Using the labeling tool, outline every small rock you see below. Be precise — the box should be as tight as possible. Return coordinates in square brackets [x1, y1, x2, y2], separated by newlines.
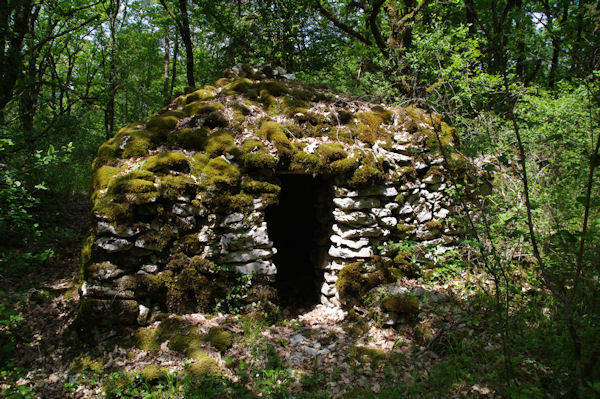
[333, 197, 380, 210]
[290, 334, 305, 345]
[234, 260, 277, 275]
[333, 209, 376, 227]
[328, 245, 372, 259]
[96, 237, 132, 253]
[330, 235, 369, 249]
[137, 304, 150, 325]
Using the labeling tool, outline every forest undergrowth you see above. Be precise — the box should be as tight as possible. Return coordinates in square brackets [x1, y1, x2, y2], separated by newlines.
[0, 191, 591, 398]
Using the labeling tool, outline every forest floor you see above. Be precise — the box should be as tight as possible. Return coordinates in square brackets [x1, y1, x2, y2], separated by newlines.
[0, 195, 529, 398]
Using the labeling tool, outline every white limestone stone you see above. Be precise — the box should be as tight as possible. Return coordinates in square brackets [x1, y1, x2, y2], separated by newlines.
[220, 223, 272, 251]
[387, 152, 412, 164]
[393, 132, 412, 144]
[423, 173, 443, 185]
[435, 208, 450, 219]
[85, 284, 134, 299]
[141, 264, 158, 273]
[332, 224, 388, 239]
[138, 304, 150, 325]
[220, 213, 244, 226]
[398, 203, 413, 214]
[321, 282, 336, 296]
[330, 235, 369, 249]
[219, 248, 275, 263]
[328, 245, 373, 259]
[324, 272, 338, 284]
[416, 205, 433, 223]
[371, 208, 392, 218]
[392, 143, 410, 152]
[333, 197, 380, 210]
[385, 202, 400, 211]
[414, 160, 428, 170]
[361, 186, 398, 197]
[235, 260, 277, 275]
[379, 216, 398, 228]
[89, 261, 124, 280]
[333, 209, 376, 226]
[197, 226, 213, 243]
[173, 202, 194, 216]
[96, 236, 132, 252]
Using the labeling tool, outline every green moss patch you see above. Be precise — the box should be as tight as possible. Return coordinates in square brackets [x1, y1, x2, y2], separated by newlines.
[241, 176, 280, 194]
[258, 80, 289, 97]
[190, 153, 210, 176]
[158, 175, 195, 201]
[183, 100, 207, 116]
[381, 295, 419, 314]
[219, 193, 254, 211]
[240, 139, 277, 169]
[328, 156, 359, 174]
[143, 152, 189, 173]
[139, 364, 169, 382]
[290, 150, 320, 174]
[348, 163, 383, 187]
[207, 327, 233, 352]
[336, 262, 393, 306]
[93, 139, 121, 169]
[347, 346, 387, 367]
[109, 171, 155, 195]
[120, 130, 164, 158]
[173, 233, 204, 255]
[91, 165, 124, 191]
[185, 89, 215, 103]
[167, 127, 208, 150]
[224, 78, 254, 94]
[70, 355, 104, 373]
[259, 89, 277, 112]
[258, 121, 292, 157]
[185, 350, 219, 377]
[204, 112, 228, 129]
[205, 129, 237, 157]
[147, 115, 179, 132]
[202, 157, 240, 188]
[283, 97, 309, 117]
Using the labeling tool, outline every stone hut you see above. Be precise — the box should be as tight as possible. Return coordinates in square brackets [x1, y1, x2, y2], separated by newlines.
[80, 65, 473, 326]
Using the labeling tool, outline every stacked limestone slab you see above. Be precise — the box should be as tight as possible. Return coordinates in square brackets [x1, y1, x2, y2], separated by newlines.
[80, 65, 477, 326]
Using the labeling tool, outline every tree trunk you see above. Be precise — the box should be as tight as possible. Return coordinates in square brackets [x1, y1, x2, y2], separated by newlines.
[0, 0, 33, 117]
[177, 0, 195, 88]
[170, 38, 179, 98]
[104, 0, 120, 141]
[162, 32, 170, 103]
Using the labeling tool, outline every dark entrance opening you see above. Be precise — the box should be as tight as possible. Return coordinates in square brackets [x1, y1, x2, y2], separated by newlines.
[265, 174, 333, 313]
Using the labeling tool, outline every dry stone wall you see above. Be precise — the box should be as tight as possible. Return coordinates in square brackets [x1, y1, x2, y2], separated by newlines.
[80, 65, 480, 327]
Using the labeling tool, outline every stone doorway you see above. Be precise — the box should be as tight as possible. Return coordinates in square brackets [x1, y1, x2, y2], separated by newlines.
[264, 174, 333, 311]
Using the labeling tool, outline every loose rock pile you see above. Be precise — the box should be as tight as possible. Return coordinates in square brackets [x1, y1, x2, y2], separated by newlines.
[80, 64, 483, 327]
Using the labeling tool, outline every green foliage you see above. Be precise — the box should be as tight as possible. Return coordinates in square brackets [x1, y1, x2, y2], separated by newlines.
[215, 272, 254, 314]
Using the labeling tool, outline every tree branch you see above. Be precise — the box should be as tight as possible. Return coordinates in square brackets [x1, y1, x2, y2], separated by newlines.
[315, 1, 371, 45]
[367, 0, 388, 57]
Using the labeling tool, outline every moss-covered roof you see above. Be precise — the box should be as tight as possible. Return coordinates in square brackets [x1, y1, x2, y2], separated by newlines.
[90, 69, 461, 221]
